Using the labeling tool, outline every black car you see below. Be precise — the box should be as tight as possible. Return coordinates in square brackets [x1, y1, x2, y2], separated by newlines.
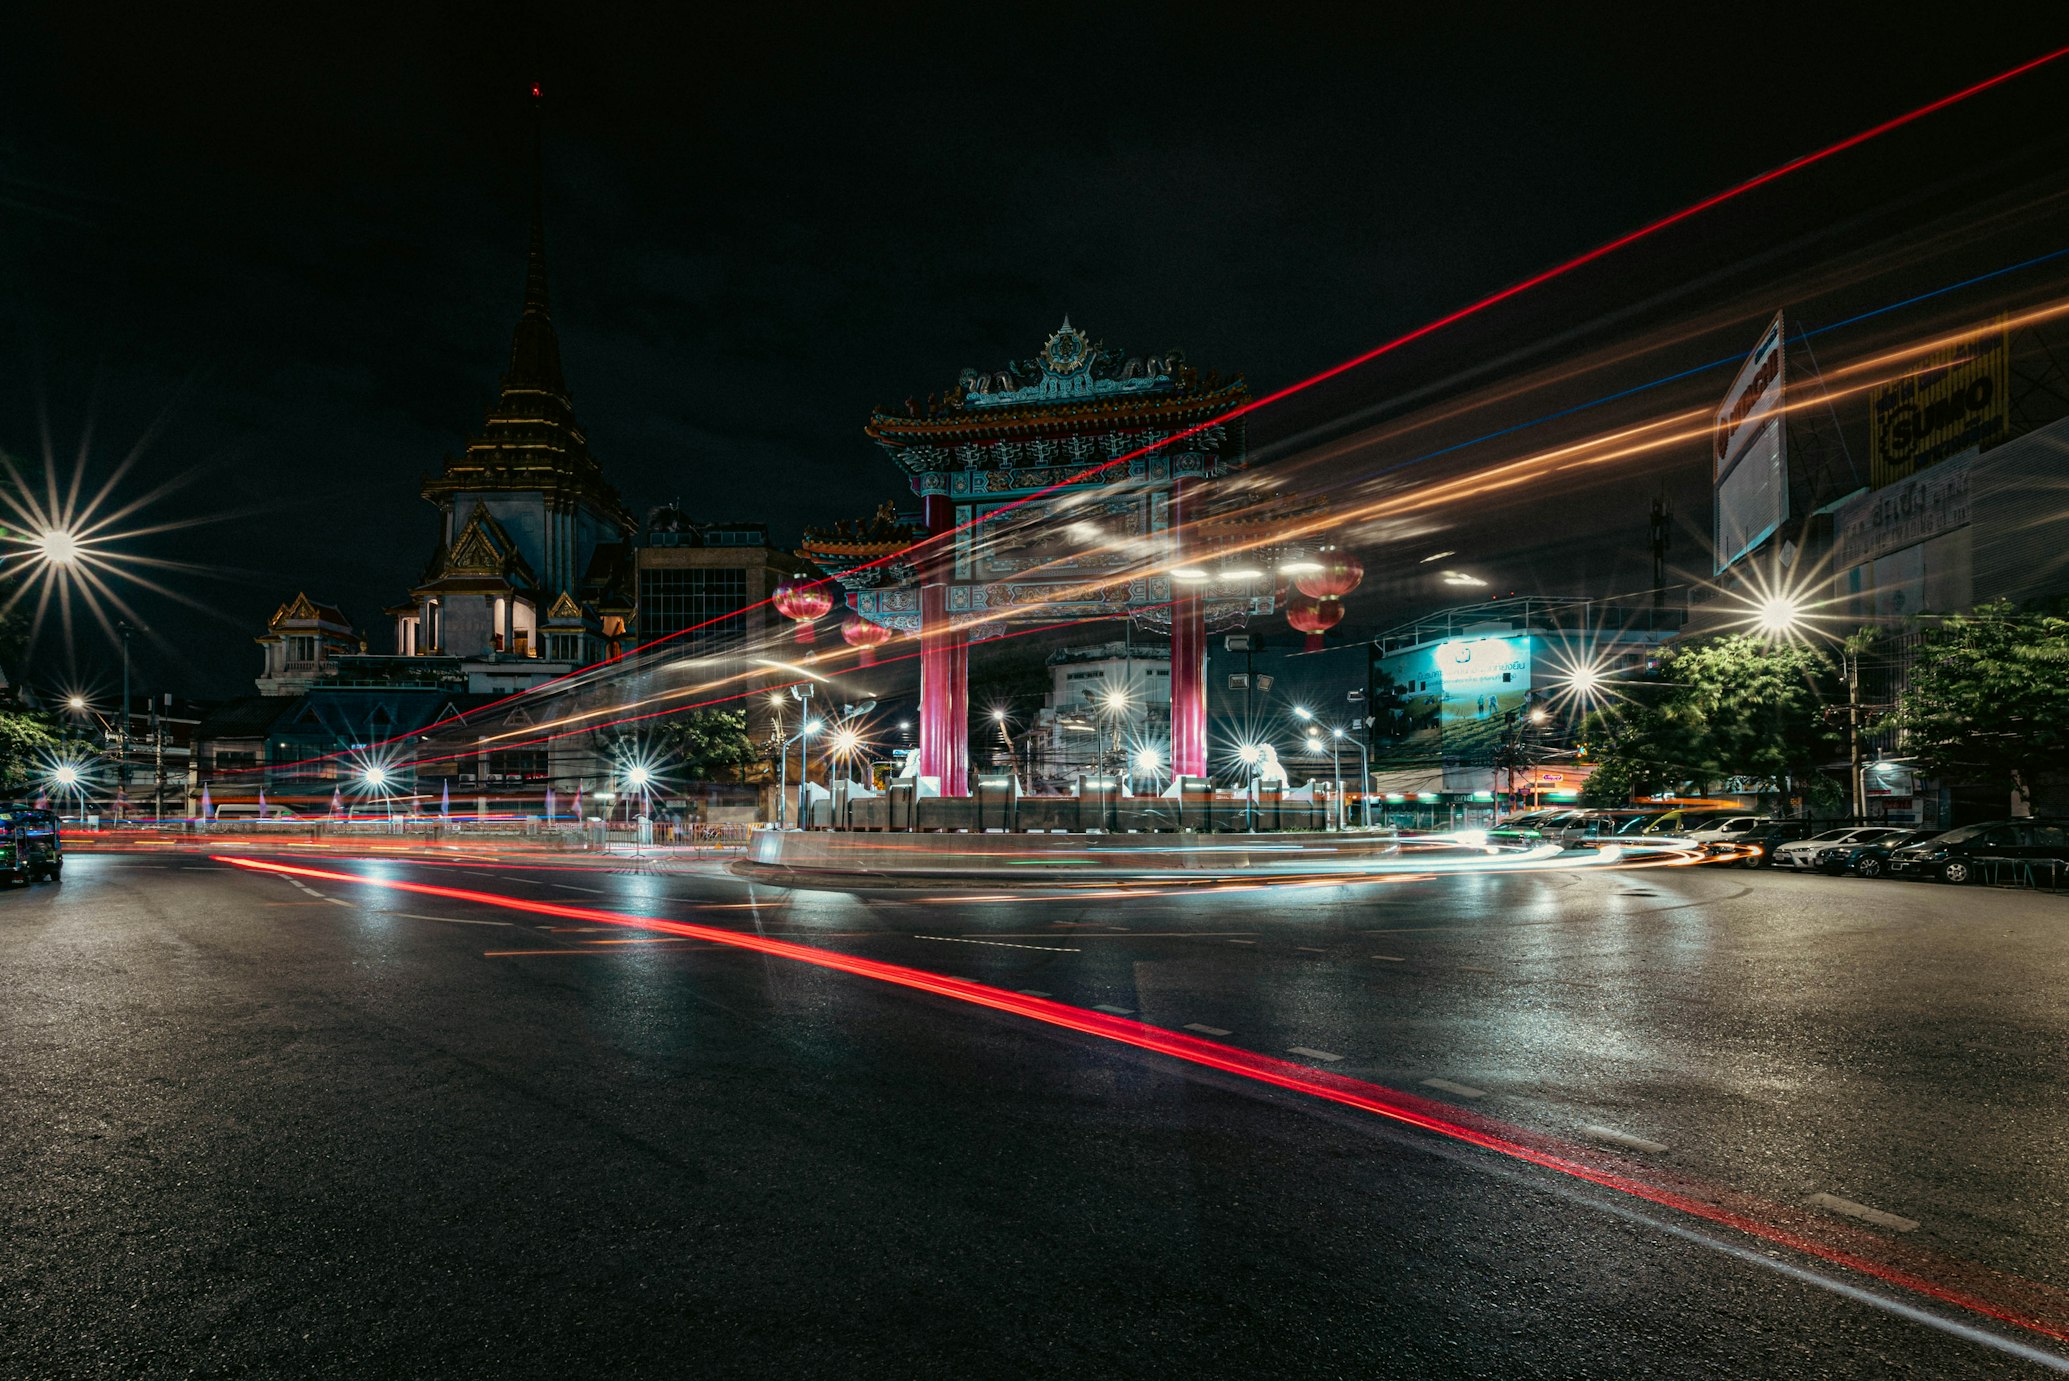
[1813, 828, 1938, 878]
[1885, 818, 2069, 884]
[1736, 818, 1816, 868]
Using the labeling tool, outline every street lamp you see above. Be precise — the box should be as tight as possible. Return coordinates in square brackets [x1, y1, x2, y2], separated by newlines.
[34, 528, 83, 567]
[1237, 742, 1263, 831]
[1755, 595, 1802, 637]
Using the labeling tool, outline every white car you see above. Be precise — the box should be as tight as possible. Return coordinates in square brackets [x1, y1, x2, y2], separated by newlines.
[1769, 826, 1904, 870]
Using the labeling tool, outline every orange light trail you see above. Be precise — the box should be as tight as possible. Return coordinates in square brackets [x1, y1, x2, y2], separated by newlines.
[198, 45, 2069, 775]
[216, 851, 2069, 1353]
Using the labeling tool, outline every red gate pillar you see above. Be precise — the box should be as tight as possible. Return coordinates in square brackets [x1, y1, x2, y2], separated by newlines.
[918, 492, 971, 797]
[1169, 475, 1207, 779]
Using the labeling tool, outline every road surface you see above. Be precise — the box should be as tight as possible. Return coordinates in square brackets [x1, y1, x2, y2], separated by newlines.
[4, 849, 2066, 1377]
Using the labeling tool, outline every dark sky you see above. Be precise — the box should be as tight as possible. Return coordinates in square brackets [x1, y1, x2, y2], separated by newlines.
[5, 4, 2068, 698]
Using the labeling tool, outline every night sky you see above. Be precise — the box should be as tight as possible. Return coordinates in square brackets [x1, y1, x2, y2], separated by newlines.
[6, 5, 2068, 698]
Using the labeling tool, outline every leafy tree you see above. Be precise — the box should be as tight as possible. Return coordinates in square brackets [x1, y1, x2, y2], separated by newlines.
[655, 708, 759, 782]
[1577, 703, 1677, 806]
[1878, 600, 2069, 803]
[1577, 633, 1839, 805]
[0, 708, 60, 796]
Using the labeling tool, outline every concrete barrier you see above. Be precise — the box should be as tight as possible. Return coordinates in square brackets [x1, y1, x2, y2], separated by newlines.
[735, 827, 1405, 886]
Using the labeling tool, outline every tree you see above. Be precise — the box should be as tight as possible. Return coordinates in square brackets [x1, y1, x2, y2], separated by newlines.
[0, 708, 60, 797]
[1577, 633, 1840, 806]
[655, 708, 759, 782]
[1878, 601, 2069, 804]
[1577, 703, 1677, 806]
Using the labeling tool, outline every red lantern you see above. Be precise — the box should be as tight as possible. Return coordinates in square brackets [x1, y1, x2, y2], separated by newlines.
[1285, 595, 1344, 653]
[1295, 548, 1364, 601]
[841, 615, 893, 665]
[772, 578, 833, 644]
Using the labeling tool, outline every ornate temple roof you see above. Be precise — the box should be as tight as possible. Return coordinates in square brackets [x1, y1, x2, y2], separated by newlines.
[865, 318, 1250, 471]
[411, 502, 539, 597]
[420, 152, 634, 535]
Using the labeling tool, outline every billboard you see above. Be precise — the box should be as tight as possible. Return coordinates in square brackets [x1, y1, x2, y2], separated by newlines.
[1868, 321, 2009, 488]
[1378, 635, 1532, 761]
[1713, 312, 1788, 573]
[1835, 453, 1972, 569]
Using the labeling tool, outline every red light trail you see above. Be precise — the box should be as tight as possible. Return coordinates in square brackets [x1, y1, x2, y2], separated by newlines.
[230, 44, 2069, 775]
[221, 853, 2069, 1355]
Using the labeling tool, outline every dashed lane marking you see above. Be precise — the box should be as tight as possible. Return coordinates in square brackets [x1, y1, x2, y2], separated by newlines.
[1184, 1023, 1232, 1037]
[1288, 1046, 1344, 1062]
[1807, 1192, 1919, 1233]
[1015, 989, 1053, 998]
[1369, 954, 1408, 962]
[1421, 1078, 1487, 1099]
[395, 913, 516, 927]
[1227, 939, 1256, 945]
[1093, 1004, 1135, 1015]
[554, 884, 608, 894]
[913, 936, 1081, 953]
[1581, 1124, 1669, 1154]
[1296, 946, 1327, 953]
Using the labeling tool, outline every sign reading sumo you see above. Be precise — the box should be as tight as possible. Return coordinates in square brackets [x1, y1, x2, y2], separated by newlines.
[1379, 635, 1532, 760]
[1868, 321, 2008, 488]
[1713, 312, 1788, 574]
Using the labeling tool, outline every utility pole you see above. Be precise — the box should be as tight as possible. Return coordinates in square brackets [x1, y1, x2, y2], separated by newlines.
[1648, 496, 1671, 614]
[117, 621, 136, 815]
[1845, 642, 1867, 820]
[151, 696, 165, 820]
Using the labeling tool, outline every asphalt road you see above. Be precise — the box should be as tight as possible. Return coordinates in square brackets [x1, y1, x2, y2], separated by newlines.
[4, 849, 2068, 1378]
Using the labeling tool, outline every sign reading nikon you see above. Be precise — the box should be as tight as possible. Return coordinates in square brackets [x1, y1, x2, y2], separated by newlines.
[1869, 322, 2008, 488]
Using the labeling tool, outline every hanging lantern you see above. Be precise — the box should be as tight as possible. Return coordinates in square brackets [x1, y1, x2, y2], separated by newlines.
[841, 615, 894, 665]
[772, 578, 833, 644]
[1285, 595, 1344, 653]
[1295, 547, 1364, 601]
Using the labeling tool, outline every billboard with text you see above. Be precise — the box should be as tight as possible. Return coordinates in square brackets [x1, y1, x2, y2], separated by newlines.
[1713, 312, 1788, 573]
[1868, 321, 2008, 488]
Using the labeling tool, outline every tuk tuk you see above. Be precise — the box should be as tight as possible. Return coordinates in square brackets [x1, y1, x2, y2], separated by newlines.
[2, 807, 63, 884]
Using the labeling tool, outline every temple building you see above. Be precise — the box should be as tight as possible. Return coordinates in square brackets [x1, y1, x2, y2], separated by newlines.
[254, 594, 362, 696]
[386, 175, 636, 686]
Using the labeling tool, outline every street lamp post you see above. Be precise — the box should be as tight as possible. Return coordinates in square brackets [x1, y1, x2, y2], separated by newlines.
[117, 621, 136, 815]
[1238, 744, 1262, 832]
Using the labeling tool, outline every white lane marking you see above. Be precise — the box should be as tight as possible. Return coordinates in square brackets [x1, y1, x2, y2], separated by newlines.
[1226, 939, 1256, 945]
[1581, 1124, 1669, 1154]
[324, 898, 349, 906]
[1288, 1046, 1344, 1062]
[1184, 1023, 1232, 1037]
[1806, 1192, 1919, 1233]
[554, 884, 607, 894]
[1296, 946, 1327, 953]
[396, 913, 516, 927]
[1015, 989, 1053, 998]
[913, 936, 1080, 953]
[1421, 1078, 1486, 1099]
[1093, 1004, 1135, 1015]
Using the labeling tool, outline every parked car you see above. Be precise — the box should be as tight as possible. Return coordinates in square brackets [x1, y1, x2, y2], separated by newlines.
[1886, 819, 2069, 884]
[1537, 810, 1627, 848]
[1770, 826, 1910, 871]
[1613, 809, 1724, 838]
[1815, 828, 1939, 878]
[1675, 814, 1778, 862]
